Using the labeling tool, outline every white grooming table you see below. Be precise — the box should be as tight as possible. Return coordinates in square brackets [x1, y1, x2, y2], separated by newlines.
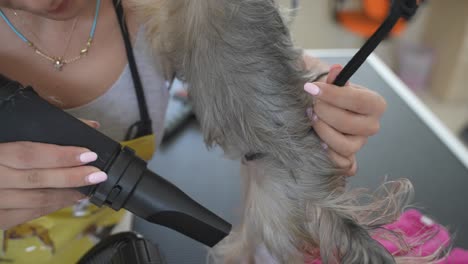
[134, 50, 468, 263]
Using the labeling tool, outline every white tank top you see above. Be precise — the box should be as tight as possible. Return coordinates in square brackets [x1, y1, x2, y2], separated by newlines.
[66, 27, 170, 148]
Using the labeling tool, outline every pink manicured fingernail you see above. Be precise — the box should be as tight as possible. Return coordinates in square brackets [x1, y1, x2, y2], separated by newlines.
[86, 172, 108, 184]
[304, 83, 321, 96]
[311, 113, 318, 123]
[89, 121, 100, 129]
[79, 152, 98, 163]
[306, 107, 314, 119]
[321, 142, 328, 150]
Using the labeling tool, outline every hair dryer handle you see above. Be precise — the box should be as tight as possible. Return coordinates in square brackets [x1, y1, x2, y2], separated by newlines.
[0, 74, 122, 196]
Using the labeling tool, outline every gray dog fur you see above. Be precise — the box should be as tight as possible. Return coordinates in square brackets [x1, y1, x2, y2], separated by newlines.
[132, 0, 441, 263]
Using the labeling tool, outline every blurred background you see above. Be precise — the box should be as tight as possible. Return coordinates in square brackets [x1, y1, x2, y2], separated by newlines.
[278, 0, 468, 146]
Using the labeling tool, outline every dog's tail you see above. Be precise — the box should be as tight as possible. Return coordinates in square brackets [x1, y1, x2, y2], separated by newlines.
[317, 207, 396, 263]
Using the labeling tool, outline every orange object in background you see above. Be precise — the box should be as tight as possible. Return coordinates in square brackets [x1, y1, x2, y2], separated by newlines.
[336, 0, 409, 38]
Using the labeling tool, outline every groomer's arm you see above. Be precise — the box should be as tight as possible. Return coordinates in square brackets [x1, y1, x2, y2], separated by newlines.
[303, 55, 387, 176]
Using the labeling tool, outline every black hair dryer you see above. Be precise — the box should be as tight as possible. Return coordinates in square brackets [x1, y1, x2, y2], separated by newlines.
[0, 74, 231, 247]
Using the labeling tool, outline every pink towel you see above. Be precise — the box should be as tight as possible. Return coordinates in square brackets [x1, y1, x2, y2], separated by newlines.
[305, 209, 468, 263]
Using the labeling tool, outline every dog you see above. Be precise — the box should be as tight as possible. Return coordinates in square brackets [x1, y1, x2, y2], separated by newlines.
[131, 0, 443, 262]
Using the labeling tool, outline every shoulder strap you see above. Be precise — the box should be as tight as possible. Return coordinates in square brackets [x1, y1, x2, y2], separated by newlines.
[112, 0, 153, 139]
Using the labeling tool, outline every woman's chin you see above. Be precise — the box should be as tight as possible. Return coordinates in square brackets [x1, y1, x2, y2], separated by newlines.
[28, 0, 89, 21]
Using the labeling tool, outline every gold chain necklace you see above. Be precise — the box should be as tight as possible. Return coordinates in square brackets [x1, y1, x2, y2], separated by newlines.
[12, 10, 79, 71]
[0, 0, 101, 71]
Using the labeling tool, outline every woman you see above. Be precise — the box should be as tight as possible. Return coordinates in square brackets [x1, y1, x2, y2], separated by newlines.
[0, 0, 386, 263]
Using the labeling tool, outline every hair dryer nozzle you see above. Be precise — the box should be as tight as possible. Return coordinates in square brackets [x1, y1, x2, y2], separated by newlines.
[86, 150, 232, 247]
[124, 170, 232, 247]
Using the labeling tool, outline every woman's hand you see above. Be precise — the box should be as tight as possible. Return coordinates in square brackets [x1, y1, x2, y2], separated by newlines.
[304, 64, 387, 176]
[0, 119, 105, 229]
